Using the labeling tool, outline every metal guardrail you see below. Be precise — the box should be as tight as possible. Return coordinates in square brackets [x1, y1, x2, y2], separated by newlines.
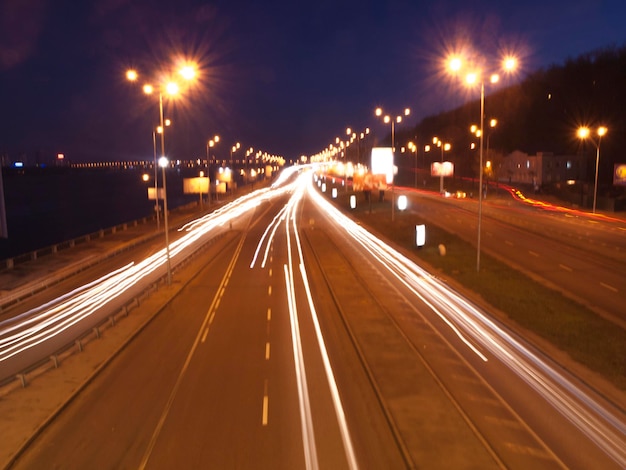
[0, 199, 203, 312]
[0, 182, 263, 391]
[0, 229, 228, 392]
[2, 216, 155, 271]
[0, 220, 160, 312]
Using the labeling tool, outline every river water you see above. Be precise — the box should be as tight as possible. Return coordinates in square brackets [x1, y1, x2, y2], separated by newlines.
[0, 166, 200, 260]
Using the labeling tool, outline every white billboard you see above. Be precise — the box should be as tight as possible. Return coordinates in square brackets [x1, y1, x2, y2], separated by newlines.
[371, 147, 394, 184]
[431, 161, 454, 177]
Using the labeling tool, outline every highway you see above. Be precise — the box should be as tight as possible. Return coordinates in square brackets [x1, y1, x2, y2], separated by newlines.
[4, 169, 626, 468]
[398, 187, 626, 327]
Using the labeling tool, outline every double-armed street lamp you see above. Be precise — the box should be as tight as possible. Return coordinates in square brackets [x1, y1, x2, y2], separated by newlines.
[405, 141, 419, 188]
[470, 118, 497, 192]
[206, 135, 220, 165]
[345, 127, 370, 166]
[230, 142, 240, 168]
[427, 137, 452, 194]
[577, 126, 608, 213]
[448, 53, 517, 272]
[374, 107, 411, 221]
[126, 63, 198, 285]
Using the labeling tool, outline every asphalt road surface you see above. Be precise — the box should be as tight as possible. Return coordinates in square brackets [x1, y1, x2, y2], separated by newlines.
[7, 172, 626, 469]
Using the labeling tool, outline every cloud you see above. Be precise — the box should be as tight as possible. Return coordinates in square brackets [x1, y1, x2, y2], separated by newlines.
[0, 0, 48, 70]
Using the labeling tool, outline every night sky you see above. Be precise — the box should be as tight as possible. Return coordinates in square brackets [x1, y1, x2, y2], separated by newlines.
[1, 0, 625, 164]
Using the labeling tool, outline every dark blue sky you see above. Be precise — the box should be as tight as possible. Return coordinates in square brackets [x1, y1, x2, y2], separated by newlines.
[1, 0, 625, 163]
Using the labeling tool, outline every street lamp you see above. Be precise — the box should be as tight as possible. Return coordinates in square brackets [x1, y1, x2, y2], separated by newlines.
[428, 137, 451, 194]
[407, 141, 418, 188]
[150, 119, 172, 230]
[151, 130, 160, 229]
[577, 126, 607, 213]
[448, 54, 517, 272]
[206, 135, 220, 165]
[230, 142, 240, 192]
[470, 118, 497, 192]
[158, 156, 172, 285]
[374, 106, 411, 221]
[205, 136, 219, 205]
[230, 142, 240, 167]
[126, 64, 197, 285]
[346, 126, 370, 166]
[245, 147, 254, 184]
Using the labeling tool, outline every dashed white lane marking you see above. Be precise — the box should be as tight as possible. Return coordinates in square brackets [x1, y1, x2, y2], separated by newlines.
[600, 282, 618, 293]
[262, 379, 269, 426]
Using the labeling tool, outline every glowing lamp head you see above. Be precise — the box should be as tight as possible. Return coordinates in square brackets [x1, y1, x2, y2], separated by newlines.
[165, 82, 179, 96]
[577, 127, 590, 139]
[449, 57, 462, 72]
[179, 65, 196, 81]
[503, 56, 517, 72]
[126, 69, 138, 81]
[158, 156, 169, 168]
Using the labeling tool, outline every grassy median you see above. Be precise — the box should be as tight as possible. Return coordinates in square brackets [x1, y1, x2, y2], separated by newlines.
[326, 187, 626, 391]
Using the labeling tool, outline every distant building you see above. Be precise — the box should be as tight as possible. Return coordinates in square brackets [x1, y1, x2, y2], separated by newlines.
[501, 151, 587, 188]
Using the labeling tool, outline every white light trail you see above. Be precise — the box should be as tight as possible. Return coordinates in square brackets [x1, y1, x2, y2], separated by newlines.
[306, 177, 626, 468]
[0, 180, 300, 369]
[255, 174, 358, 469]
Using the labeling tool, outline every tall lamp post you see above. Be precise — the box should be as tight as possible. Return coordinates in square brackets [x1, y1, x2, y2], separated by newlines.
[577, 126, 607, 213]
[429, 137, 451, 194]
[206, 135, 220, 165]
[346, 127, 370, 166]
[407, 141, 418, 188]
[230, 142, 240, 193]
[471, 118, 497, 195]
[158, 156, 172, 285]
[126, 64, 197, 285]
[230, 142, 240, 168]
[449, 54, 517, 272]
[245, 147, 254, 184]
[151, 130, 160, 229]
[375, 107, 410, 221]
[206, 136, 220, 205]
